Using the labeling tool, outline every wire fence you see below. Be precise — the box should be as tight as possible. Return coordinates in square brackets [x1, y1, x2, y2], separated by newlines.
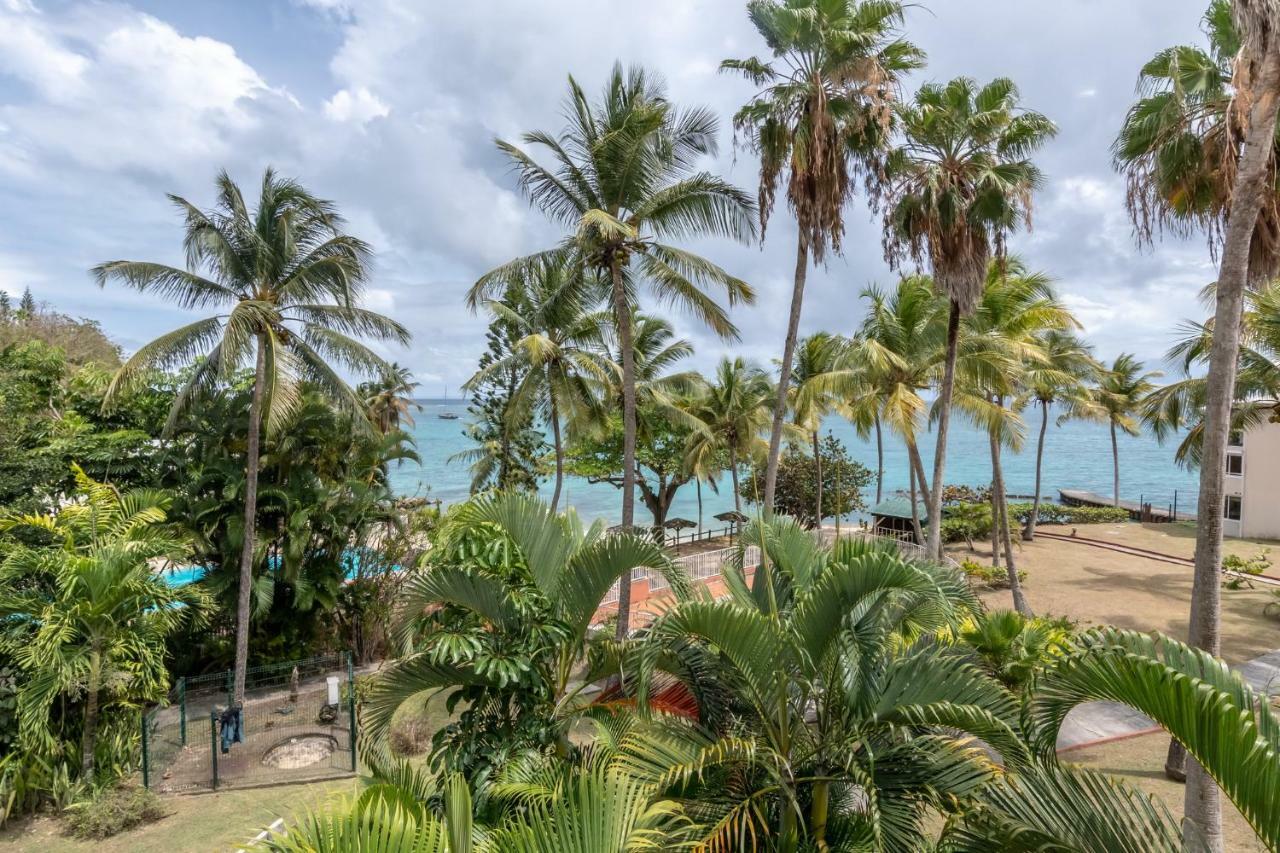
[141, 653, 356, 793]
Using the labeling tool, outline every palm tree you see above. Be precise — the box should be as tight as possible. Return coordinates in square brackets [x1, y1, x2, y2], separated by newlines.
[1115, 5, 1280, 839]
[473, 66, 756, 639]
[94, 169, 409, 704]
[723, 0, 923, 512]
[629, 519, 1022, 850]
[1084, 354, 1161, 509]
[683, 357, 774, 514]
[854, 275, 947, 529]
[952, 261, 1078, 613]
[364, 493, 690, 754]
[787, 333, 862, 526]
[362, 364, 420, 433]
[467, 259, 612, 511]
[0, 466, 209, 779]
[1020, 330, 1099, 540]
[881, 77, 1056, 560]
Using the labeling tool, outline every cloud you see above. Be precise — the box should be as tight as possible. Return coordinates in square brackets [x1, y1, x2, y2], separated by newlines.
[0, 0, 1225, 393]
[323, 86, 389, 124]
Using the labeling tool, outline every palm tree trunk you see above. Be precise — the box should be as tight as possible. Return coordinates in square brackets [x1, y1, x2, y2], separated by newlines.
[549, 391, 564, 513]
[1110, 420, 1120, 508]
[696, 478, 703, 533]
[991, 428, 1031, 616]
[80, 650, 102, 778]
[730, 447, 742, 513]
[763, 235, 809, 512]
[812, 430, 823, 529]
[874, 414, 884, 504]
[233, 333, 267, 705]
[609, 259, 637, 640]
[908, 456, 923, 546]
[1024, 399, 1050, 540]
[906, 438, 932, 511]
[1182, 44, 1280, 853]
[990, 479, 1002, 569]
[811, 778, 831, 851]
[926, 300, 963, 560]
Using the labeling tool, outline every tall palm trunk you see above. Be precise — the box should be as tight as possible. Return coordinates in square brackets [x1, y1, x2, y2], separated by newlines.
[549, 391, 564, 513]
[906, 438, 932, 511]
[763, 236, 809, 511]
[80, 649, 102, 778]
[1110, 420, 1120, 508]
[812, 430, 823, 529]
[926, 301, 962, 560]
[908, 457, 924, 545]
[1181, 45, 1280, 853]
[991, 420, 1031, 616]
[696, 478, 703, 533]
[609, 259, 637, 640]
[874, 414, 884, 504]
[990, 479, 1002, 569]
[233, 333, 267, 705]
[1024, 399, 1050, 540]
[730, 447, 742, 513]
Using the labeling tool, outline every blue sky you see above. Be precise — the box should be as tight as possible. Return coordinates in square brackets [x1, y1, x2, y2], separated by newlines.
[0, 0, 1214, 393]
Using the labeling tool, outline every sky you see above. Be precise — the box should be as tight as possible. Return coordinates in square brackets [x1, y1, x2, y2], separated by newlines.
[0, 0, 1218, 394]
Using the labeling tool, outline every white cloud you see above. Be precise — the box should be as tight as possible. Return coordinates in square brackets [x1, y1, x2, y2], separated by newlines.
[323, 86, 390, 124]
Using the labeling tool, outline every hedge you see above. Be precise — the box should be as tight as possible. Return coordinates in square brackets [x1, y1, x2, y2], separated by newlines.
[1006, 502, 1131, 525]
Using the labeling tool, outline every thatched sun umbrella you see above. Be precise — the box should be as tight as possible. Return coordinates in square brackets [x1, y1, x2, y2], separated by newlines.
[664, 517, 698, 544]
[714, 510, 749, 542]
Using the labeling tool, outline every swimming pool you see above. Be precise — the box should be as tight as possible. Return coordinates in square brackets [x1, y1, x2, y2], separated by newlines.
[159, 549, 398, 587]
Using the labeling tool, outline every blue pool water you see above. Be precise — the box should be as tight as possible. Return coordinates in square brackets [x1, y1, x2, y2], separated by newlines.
[163, 549, 395, 587]
[391, 399, 1202, 527]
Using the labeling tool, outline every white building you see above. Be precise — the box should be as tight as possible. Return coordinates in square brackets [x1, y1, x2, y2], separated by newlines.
[1223, 419, 1280, 539]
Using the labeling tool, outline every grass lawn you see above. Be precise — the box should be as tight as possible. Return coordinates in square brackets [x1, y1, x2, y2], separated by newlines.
[0, 776, 357, 853]
[953, 522, 1280, 663]
[1063, 731, 1266, 852]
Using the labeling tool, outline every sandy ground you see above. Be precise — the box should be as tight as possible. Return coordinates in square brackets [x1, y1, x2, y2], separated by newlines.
[1063, 731, 1266, 852]
[950, 522, 1280, 664]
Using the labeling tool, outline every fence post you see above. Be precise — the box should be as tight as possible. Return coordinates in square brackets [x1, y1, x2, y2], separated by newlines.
[348, 686, 358, 772]
[178, 676, 186, 746]
[140, 711, 150, 789]
[210, 711, 219, 790]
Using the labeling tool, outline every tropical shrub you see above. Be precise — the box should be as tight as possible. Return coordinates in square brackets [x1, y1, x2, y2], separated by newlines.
[960, 558, 1026, 590]
[745, 434, 872, 528]
[0, 467, 209, 792]
[940, 501, 994, 546]
[1223, 548, 1272, 576]
[1006, 502, 1130, 525]
[958, 609, 1073, 693]
[365, 493, 689, 792]
[62, 783, 164, 840]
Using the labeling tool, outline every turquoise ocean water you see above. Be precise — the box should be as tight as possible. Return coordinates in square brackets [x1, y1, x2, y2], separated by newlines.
[389, 399, 1201, 528]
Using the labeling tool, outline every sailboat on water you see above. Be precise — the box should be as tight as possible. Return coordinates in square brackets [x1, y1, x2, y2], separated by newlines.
[438, 384, 460, 420]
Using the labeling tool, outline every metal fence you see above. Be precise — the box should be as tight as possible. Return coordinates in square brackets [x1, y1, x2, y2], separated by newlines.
[141, 653, 357, 793]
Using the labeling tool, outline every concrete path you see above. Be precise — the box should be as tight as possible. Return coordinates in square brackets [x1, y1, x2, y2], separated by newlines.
[1057, 648, 1280, 750]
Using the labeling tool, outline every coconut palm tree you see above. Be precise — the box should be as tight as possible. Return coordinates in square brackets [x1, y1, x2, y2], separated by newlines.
[723, 0, 923, 513]
[467, 259, 612, 512]
[1020, 330, 1099, 540]
[473, 66, 756, 639]
[952, 261, 1078, 614]
[881, 77, 1056, 560]
[1116, 5, 1280, 839]
[362, 364, 421, 434]
[854, 275, 947, 532]
[94, 169, 409, 704]
[1082, 354, 1161, 509]
[787, 333, 863, 526]
[683, 357, 774, 514]
[0, 466, 210, 779]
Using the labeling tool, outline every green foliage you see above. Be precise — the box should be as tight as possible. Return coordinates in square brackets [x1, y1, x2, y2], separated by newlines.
[1005, 502, 1131, 525]
[941, 501, 994, 545]
[62, 783, 164, 840]
[160, 384, 414, 670]
[1222, 548, 1272, 576]
[745, 434, 871, 527]
[958, 610, 1072, 693]
[0, 293, 121, 369]
[455, 285, 547, 495]
[0, 467, 209, 804]
[959, 558, 1026, 590]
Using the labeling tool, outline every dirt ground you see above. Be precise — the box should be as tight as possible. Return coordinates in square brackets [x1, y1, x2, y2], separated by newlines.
[951, 522, 1280, 664]
[1063, 731, 1266, 852]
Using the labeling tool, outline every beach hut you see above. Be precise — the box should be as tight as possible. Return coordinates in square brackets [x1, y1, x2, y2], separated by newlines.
[869, 498, 928, 544]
